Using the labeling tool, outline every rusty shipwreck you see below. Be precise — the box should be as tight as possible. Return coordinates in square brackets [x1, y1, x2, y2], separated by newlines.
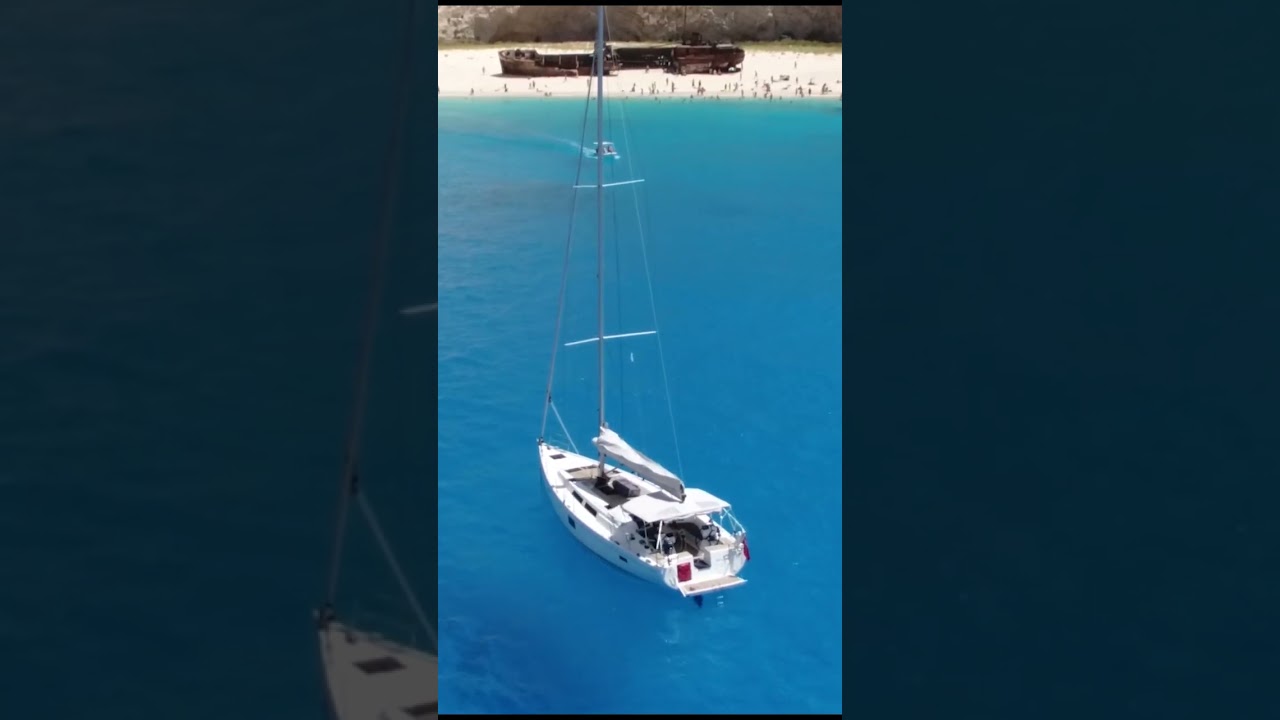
[499, 34, 745, 78]
[498, 45, 621, 77]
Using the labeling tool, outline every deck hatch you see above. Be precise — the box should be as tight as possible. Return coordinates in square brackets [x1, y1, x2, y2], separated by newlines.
[354, 656, 405, 674]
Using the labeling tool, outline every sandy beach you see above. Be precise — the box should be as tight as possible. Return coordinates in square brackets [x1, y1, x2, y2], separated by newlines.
[438, 47, 841, 101]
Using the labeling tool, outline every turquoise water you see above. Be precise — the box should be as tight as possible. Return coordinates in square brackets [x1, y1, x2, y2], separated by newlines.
[438, 98, 844, 714]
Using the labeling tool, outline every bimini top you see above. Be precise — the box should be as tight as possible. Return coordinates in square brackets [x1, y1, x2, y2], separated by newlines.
[622, 487, 730, 524]
[593, 426, 685, 500]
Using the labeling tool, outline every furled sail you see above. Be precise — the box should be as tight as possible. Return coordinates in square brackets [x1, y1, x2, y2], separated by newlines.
[593, 426, 686, 501]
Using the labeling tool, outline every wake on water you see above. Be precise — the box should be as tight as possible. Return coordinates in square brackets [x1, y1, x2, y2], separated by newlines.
[547, 136, 621, 160]
[460, 123, 622, 161]
[520, 136, 624, 161]
[436, 118, 582, 156]
[516, 134, 621, 161]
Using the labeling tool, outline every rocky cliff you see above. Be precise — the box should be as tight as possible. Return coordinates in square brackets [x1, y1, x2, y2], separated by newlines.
[437, 5, 842, 44]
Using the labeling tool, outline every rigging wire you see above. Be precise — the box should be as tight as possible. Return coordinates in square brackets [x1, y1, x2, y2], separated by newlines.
[323, 0, 421, 613]
[593, 5, 607, 463]
[544, 6, 684, 476]
[358, 493, 437, 652]
[538, 81, 596, 442]
[610, 51, 688, 479]
[604, 23, 627, 439]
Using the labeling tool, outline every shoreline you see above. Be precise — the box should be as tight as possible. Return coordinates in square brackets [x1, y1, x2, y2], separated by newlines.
[438, 48, 842, 102]
[438, 95, 841, 105]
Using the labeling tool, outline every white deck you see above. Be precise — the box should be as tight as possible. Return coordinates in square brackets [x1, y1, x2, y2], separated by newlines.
[540, 446, 718, 525]
[680, 574, 748, 596]
[540, 442, 749, 596]
[319, 621, 438, 720]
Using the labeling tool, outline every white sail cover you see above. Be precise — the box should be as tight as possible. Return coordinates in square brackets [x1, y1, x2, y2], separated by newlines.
[593, 426, 686, 501]
[622, 488, 729, 524]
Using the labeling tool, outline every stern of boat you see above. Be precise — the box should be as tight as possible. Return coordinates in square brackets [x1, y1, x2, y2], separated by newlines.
[678, 574, 747, 597]
[662, 523, 751, 598]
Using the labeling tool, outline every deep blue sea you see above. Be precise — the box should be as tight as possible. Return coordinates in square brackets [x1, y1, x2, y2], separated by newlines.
[437, 98, 844, 714]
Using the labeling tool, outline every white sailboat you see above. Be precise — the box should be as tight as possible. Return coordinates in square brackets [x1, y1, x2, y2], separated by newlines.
[537, 5, 751, 601]
[315, 1, 437, 717]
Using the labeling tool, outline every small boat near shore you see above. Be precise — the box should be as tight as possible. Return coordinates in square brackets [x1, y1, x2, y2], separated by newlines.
[586, 141, 619, 159]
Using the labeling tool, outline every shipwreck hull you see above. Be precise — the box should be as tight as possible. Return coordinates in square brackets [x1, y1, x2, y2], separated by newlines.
[499, 37, 746, 78]
[613, 45, 747, 74]
[614, 45, 674, 70]
[498, 49, 621, 78]
[670, 33, 745, 74]
[672, 46, 746, 74]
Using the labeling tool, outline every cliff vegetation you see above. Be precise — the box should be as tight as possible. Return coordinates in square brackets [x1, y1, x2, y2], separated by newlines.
[437, 5, 843, 44]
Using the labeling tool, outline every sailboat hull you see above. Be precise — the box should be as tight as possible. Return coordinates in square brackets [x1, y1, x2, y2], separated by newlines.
[538, 442, 748, 595]
[540, 447, 667, 586]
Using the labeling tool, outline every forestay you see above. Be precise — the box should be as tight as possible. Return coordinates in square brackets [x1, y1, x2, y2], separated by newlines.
[593, 426, 686, 501]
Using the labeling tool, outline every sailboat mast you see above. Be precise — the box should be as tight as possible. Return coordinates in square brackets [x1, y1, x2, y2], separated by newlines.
[594, 4, 607, 468]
